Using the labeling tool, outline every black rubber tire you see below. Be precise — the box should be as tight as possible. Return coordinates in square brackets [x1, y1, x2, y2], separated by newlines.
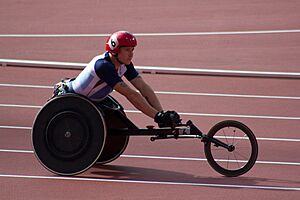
[32, 94, 106, 176]
[96, 108, 129, 165]
[204, 120, 258, 177]
[95, 134, 129, 164]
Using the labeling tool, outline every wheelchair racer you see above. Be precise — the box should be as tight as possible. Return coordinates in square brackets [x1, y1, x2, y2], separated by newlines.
[63, 31, 181, 128]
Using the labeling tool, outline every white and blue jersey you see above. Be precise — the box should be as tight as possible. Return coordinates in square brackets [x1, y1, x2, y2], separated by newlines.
[68, 52, 139, 101]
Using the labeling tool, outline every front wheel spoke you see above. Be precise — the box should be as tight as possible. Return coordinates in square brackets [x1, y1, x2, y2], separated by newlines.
[233, 134, 248, 146]
[222, 129, 229, 144]
[232, 150, 249, 160]
[227, 155, 230, 169]
[233, 152, 241, 168]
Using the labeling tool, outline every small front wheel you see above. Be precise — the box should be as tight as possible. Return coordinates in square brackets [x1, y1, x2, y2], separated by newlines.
[204, 120, 258, 177]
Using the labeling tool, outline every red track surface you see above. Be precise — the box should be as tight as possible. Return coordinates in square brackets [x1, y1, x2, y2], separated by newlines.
[1, 1, 300, 199]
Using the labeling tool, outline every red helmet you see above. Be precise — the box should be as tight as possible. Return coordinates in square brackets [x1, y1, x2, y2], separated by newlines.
[105, 31, 137, 54]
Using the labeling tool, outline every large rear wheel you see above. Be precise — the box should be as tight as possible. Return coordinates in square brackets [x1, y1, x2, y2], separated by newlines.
[32, 94, 106, 175]
[95, 96, 129, 165]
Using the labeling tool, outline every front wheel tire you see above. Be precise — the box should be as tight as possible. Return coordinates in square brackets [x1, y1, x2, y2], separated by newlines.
[204, 120, 258, 177]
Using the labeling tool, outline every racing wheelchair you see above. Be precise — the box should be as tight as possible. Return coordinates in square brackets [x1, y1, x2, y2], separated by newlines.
[32, 93, 258, 177]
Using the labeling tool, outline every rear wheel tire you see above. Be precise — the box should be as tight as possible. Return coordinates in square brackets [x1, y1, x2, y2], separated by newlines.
[96, 134, 129, 164]
[32, 94, 106, 175]
[96, 100, 129, 165]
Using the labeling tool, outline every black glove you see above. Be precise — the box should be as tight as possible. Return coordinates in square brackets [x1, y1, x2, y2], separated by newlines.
[154, 110, 181, 128]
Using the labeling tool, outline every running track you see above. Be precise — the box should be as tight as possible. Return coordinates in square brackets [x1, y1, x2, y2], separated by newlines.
[0, 1, 300, 199]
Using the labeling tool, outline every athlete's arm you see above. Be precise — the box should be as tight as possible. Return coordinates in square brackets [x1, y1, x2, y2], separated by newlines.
[130, 75, 163, 112]
[114, 81, 158, 118]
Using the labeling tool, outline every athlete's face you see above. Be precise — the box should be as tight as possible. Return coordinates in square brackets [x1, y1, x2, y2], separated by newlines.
[118, 47, 134, 65]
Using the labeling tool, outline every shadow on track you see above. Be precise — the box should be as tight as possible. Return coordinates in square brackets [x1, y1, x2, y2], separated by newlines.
[77, 164, 271, 189]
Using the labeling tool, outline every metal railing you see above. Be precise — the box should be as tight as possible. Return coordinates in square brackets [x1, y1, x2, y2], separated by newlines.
[1, 58, 300, 79]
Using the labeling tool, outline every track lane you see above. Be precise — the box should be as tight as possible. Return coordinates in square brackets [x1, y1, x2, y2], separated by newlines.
[1, 33, 300, 72]
[1, 85, 300, 118]
[1, 101, 300, 138]
[2, 66, 300, 96]
[2, 101, 300, 140]
[1, 0, 300, 199]
[2, 0, 300, 34]
[1, 69, 300, 140]
[1, 175, 298, 200]
[0, 152, 299, 192]
[1, 126, 299, 164]
[2, 67, 299, 198]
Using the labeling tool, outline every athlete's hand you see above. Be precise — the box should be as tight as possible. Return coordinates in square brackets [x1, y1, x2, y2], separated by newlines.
[154, 110, 181, 128]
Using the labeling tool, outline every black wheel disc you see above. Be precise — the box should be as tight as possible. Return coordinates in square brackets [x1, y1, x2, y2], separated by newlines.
[96, 134, 129, 164]
[32, 94, 106, 176]
[46, 111, 90, 160]
[94, 105, 129, 165]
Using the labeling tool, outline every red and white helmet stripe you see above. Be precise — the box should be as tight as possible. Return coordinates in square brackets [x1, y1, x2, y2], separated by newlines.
[105, 31, 137, 54]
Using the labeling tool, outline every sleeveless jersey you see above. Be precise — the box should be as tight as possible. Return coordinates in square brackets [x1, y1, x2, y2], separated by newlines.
[69, 52, 138, 101]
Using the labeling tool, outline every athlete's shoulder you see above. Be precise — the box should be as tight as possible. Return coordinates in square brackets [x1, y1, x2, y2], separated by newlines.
[125, 62, 134, 68]
[125, 62, 136, 71]
[94, 52, 114, 71]
[124, 62, 139, 81]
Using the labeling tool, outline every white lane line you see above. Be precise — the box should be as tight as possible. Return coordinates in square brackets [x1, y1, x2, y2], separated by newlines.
[0, 83, 52, 89]
[0, 126, 300, 142]
[1, 83, 300, 100]
[0, 104, 42, 109]
[177, 112, 300, 121]
[0, 125, 32, 130]
[0, 149, 33, 153]
[0, 29, 300, 37]
[1, 124, 300, 143]
[1, 127, 300, 142]
[156, 91, 300, 100]
[125, 110, 300, 120]
[0, 174, 299, 191]
[1, 103, 299, 121]
[1, 149, 300, 166]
